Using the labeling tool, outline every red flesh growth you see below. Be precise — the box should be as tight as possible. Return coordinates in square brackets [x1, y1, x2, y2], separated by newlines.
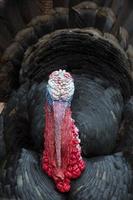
[42, 102, 85, 192]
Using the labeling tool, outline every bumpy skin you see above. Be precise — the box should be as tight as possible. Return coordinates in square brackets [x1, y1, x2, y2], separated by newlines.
[0, 1, 133, 200]
[41, 70, 85, 193]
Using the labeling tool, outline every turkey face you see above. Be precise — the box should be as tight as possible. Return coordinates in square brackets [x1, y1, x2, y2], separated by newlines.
[42, 70, 85, 192]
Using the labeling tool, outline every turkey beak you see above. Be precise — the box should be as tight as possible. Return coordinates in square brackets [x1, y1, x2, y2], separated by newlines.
[53, 101, 67, 168]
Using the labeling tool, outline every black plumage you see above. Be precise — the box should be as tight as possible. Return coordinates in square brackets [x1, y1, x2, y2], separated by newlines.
[0, 0, 133, 199]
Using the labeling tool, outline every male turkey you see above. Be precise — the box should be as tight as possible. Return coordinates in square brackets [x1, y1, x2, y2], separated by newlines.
[0, 0, 133, 199]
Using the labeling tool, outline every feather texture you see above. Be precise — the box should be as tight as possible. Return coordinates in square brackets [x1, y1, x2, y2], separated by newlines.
[0, 1, 133, 199]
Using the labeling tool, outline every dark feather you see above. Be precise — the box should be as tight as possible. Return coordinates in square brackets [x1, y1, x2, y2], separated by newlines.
[69, 153, 133, 200]
[0, 1, 133, 199]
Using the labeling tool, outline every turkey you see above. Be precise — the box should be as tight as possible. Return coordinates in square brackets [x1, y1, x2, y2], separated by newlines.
[0, 0, 133, 199]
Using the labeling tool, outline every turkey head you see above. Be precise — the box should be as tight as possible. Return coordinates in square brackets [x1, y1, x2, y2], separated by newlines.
[42, 70, 85, 192]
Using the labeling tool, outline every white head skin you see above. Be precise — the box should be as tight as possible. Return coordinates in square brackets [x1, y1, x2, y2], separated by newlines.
[47, 69, 75, 101]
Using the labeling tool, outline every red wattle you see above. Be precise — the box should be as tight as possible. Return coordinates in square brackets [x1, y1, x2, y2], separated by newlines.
[42, 103, 85, 192]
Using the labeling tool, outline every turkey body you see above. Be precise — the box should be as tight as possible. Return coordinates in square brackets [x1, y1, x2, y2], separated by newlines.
[0, 0, 133, 200]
